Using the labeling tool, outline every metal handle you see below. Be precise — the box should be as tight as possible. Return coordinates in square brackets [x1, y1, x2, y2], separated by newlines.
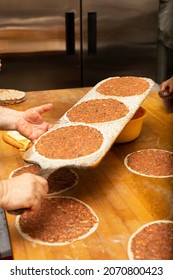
[88, 12, 97, 55]
[65, 12, 75, 55]
[7, 208, 28, 215]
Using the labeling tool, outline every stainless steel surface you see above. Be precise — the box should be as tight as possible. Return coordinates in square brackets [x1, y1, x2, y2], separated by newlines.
[0, 0, 159, 90]
[156, 0, 173, 83]
[0, 209, 12, 259]
[82, 0, 159, 86]
[0, 0, 81, 90]
[0, 1, 80, 53]
[158, 0, 173, 50]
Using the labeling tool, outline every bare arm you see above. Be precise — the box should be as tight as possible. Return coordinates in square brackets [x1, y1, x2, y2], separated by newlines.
[0, 106, 22, 130]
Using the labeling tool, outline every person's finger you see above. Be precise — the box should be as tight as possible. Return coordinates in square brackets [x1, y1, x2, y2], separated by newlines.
[24, 109, 43, 124]
[30, 104, 53, 122]
[160, 81, 167, 91]
[35, 103, 53, 114]
[28, 177, 48, 211]
[35, 175, 49, 193]
[24, 103, 53, 124]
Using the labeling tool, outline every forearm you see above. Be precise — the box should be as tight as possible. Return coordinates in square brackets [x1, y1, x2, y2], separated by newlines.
[0, 106, 23, 130]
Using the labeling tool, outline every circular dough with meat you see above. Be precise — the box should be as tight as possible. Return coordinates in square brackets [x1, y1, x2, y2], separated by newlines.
[9, 164, 78, 195]
[97, 76, 150, 97]
[35, 125, 104, 159]
[0, 89, 26, 105]
[128, 220, 173, 260]
[124, 149, 173, 178]
[66, 98, 129, 123]
[46, 168, 78, 196]
[9, 164, 41, 178]
[15, 196, 99, 246]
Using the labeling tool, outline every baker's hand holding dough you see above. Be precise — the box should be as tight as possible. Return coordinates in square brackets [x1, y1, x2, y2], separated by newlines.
[0, 173, 48, 211]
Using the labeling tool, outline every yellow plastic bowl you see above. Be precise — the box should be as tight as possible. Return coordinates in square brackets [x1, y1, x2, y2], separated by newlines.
[115, 107, 147, 143]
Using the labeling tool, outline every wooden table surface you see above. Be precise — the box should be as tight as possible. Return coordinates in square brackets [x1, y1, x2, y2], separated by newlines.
[0, 87, 173, 260]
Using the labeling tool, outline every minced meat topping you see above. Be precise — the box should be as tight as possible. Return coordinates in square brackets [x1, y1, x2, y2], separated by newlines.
[12, 165, 78, 195]
[66, 99, 129, 123]
[11, 164, 41, 177]
[97, 77, 149, 96]
[130, 222, 173, 260]
[35, 125, 104, 159]
[19, 197, 98, 243]
[47, 168, 78, 194]
[126, 149, 173, 176]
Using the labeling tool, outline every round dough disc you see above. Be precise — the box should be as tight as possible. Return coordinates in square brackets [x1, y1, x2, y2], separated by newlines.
[66, 98, 129, 123]
[16, 196, 99, 246]
[124, 149, 173, 178]
[10, 164, 78, 195]
[96, 77, 150, 97]
[128, 220, 173, 260]
[35, 125, 104, 159]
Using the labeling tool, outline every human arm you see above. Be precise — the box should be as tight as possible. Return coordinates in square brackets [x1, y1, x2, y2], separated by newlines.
[0, 103, 53, 141]
[0, 173, 48, 211]
[0, 103, 53, 211]
[160, 76, 173, 93]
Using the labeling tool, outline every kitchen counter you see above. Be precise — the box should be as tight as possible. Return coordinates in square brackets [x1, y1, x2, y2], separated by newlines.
[0, 87, 173, 260]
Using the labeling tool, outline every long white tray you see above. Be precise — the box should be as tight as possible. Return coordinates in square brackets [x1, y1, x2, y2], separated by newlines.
[23, 76, 155, 170]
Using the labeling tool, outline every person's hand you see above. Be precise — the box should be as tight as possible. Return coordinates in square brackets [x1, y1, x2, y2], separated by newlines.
[160, 77, 173, 93]
[0, 173, 48, 211]
[16, 103, 53, 141]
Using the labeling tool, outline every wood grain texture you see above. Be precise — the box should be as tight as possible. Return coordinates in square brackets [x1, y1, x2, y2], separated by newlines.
[1, 87, 172, 260]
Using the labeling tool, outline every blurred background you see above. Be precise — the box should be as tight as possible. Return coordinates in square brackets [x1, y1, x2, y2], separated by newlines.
[0, 0, 172, 91]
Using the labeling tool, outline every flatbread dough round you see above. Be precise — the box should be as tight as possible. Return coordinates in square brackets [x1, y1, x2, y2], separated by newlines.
[9, 164, 41, 178]
[0, 89, 26, 105]
[15, 196, 99, 246]
[96, 76, 150, 97]
[47, 168, 78, 195]
[35, 125, 104, 159]
[9, 164, 78, 195]
[66, 98, 129, 123]
[128, 220, 173, 260]
[124, 149, 173, 178]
